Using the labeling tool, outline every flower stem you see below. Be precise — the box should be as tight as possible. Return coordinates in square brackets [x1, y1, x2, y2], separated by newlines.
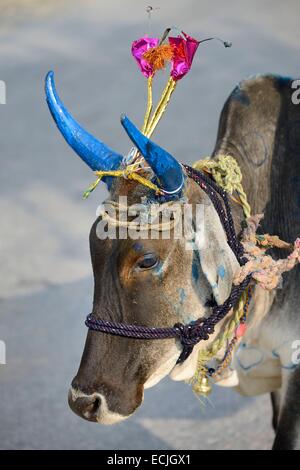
[145, 77, 176, 138]
[142, 75, 153, 134]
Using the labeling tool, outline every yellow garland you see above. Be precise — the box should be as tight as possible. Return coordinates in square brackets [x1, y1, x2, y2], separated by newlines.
[193, 155, 251, 218]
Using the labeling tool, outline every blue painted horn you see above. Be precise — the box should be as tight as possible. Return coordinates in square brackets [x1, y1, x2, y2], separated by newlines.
[45, 71, 122, 182]
[121, 115, 184, 195]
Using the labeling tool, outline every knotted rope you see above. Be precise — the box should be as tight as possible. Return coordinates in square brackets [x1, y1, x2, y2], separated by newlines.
[234, 214, 300, 290]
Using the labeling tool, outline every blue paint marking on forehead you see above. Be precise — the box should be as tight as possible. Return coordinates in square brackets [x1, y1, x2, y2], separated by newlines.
[217, 265, 226, 279]
[132, 242, 144, 252]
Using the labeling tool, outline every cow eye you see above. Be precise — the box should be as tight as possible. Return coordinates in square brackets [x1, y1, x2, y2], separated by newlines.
[136, 253, 158, 270]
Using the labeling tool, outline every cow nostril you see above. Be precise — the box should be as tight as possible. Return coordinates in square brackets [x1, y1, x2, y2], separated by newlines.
[68, 389, 102, 422]
[86, 397, 101, 415]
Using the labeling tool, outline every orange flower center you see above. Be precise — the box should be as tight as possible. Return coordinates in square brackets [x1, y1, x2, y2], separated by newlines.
[143, 44, 174, 72]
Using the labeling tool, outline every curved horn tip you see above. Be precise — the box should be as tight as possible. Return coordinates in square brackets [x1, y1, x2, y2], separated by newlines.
[45, 70, 54, 91]
[46, 70, 54, 80]
[45, 71, 57, 107]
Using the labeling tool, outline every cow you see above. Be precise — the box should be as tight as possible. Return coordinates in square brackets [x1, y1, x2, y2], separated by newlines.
[46, 72, 300, 449]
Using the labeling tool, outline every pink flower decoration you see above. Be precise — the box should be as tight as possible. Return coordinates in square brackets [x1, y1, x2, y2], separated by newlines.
[131, 36, 160, 78]
[169, 31, 200, 81]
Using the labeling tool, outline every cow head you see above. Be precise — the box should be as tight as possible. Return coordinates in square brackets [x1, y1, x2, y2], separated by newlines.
[46, 72, 239, 424]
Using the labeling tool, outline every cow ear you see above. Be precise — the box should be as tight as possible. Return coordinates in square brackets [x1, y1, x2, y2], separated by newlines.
[194, 202, 240, 305]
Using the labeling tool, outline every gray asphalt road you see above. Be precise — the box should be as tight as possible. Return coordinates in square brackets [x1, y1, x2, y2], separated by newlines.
[0, 0, 299, 450]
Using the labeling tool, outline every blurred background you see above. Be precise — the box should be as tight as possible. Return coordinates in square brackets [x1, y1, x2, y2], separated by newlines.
[0, 0, 299, 450]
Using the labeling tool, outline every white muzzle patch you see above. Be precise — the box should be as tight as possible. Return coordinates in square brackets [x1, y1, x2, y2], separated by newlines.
[69, 386, 129, 425]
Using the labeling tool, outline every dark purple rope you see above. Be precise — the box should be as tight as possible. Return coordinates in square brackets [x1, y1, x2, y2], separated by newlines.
[85, 165, 252, 364]
[85, 315, 180, 340]
[85, 278, 251, 341]
[183, 165, 245, 263]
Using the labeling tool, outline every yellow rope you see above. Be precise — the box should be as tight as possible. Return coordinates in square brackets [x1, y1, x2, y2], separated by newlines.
[193, 155, 251, 218]
[95, 167, 163, 193]
[83, 163, 163, 199]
